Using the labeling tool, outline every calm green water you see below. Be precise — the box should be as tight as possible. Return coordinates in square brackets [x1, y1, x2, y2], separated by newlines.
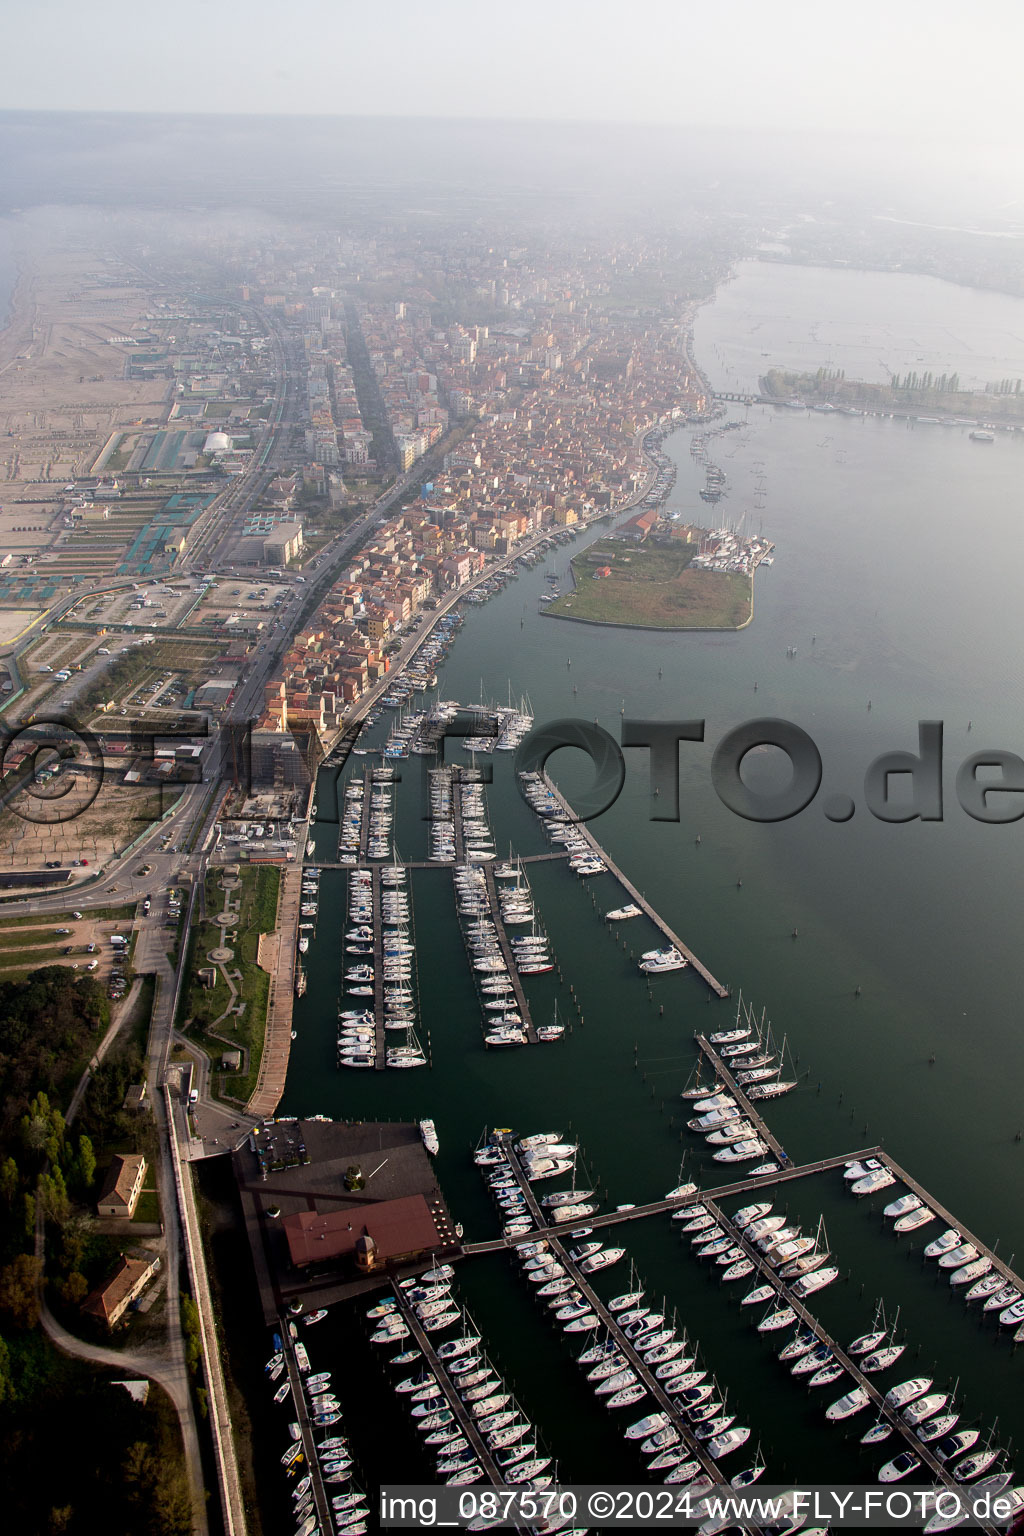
[278, 266, 1024, 1496]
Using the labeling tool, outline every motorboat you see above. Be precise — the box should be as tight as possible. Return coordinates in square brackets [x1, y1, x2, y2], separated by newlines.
[903, 1393, 950, 1428]
[894, 1205, 936, 1234]
[850, 1167, 897, 1196]
[952, 1448, 1004, 1482]
[879, 1451, 921, 1482]
[826, 1387, 871, 1422]
[843, 1157, 885, 1181]
[938, 1243, 980, 1270]
[935, 1429, 981, 1462]
[791, 1265, 840, 1298]
[885, 1377, 933, 1409]
[924, 1228, 962, 1259]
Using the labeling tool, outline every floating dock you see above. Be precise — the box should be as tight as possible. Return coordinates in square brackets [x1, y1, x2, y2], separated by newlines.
[278, 1320, 334, 1536]
[701, 1194, 988, 1503]
[693, 1033, 790, 1166]
[481, 862, 539, 1045]
[493, 1134, 749, 1484]
[389, 1291, 507, 1485]
[539, 773, 730, 998]
[371, 866, 386, 1071]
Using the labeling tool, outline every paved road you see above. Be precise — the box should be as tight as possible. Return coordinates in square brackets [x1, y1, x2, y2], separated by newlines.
[36, 1216, 209, 1536]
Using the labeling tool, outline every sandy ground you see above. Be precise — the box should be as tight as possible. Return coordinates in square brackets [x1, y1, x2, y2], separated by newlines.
[0, 782, 168, 883]
[0, 238, 172, 587]
[0, 607, 43, 643]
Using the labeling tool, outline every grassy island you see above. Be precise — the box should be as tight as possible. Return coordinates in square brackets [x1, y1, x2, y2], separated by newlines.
[545, 536, 752, 630]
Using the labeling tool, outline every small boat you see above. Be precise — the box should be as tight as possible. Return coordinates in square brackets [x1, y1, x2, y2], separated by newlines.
[706, 1426, 750, 1459]
[950, 1256, 992, 1287]
[419, 1120, 439, 1155]
[850, 1167, 897, 1196]
[884, 1193, 922, 1220]
[894, 1205, 936, 1233]
[757, 1306, 796, 1333]
[916, 1413, 960, 1443]
[606, 904, 642, 920]
[935, 1429, 981, 1463]
[807, 1361, 845, 1388]
[952, 1448, 1003, 1482]
[861, 1420, 894, 1446]
[884, 1377, 932, 1409]
[720, 1258, 755, 1282]
[903, 1393, 950, 1429]
[924, 1228, 962, 1259]
[740, 1284, 776, 1307]
[879, 1451, 921, 1483]
[790, 1265, 840, 1299]
[779, 1329, 819, 1363]
[938, 1243, 981, 1270]
[826, 1387, 871, 1422]
[861, 1343, 905, 1373]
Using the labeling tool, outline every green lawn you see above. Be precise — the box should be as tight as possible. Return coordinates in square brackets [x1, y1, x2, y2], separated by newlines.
[178, 865, 280, 1103]
[547, 539, 752, 629]
[132, 1188, 161, 1224]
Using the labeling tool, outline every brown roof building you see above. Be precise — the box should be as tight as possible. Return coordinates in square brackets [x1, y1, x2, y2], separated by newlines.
[96, 1153, 147, 1219]
[283, 1194, 440, 1272]
[81, 1253, 160, 1328]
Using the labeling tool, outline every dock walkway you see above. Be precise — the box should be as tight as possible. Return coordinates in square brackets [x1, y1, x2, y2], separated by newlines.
[279, 1324, 333, 1536]
[481, 863, 538, 1044]
[389, 1291, 506, 1485]
[884, 1154, 1024, 1296]
[451, 769, 466, 864]
[371, 866, 385, 1070]
[700, 1196, 991, 1510]
[462, 1149, 878, 1255]
[494, 1135, 756, 1491]
[355, 767, 372, 861]
[693, 1034, 789, 1166]
[539, 774, 730, 998]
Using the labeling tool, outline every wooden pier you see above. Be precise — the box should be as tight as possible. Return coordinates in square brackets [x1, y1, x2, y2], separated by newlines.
[481, 863, 539, 1045]
[700, 1195, 988, 1506]
[539, 773, 730, 998]
[371, 866, 386, 1070]
[306, 852, 568, 873]
[694, 1034, 790, 1166]
[462, 1149, 879, 1255]
[279, 1320, 334, 1536]
[451, 768, 466, 864]
[388, 1291, 507, 1486]
[493, 1135, 750, 1487]
[356, 767, 373, 861]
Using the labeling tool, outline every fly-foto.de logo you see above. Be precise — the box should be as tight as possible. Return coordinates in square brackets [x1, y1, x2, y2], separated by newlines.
[507, 717, 1024, 825]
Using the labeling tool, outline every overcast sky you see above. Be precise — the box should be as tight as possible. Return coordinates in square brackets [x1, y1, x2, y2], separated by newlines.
[4, 0, 1022, 147]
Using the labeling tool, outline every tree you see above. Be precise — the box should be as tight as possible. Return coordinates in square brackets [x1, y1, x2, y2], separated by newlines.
[0, 1253, 42, 1328]
[0, 1333, 13, 1404]
[38, 1167, 69, 1225]
[59, 1271, 88, 1307]
[75, 1134, 96, 1193]
[180, 1294, 202, 1374]
[0, 1156, 18, 1205]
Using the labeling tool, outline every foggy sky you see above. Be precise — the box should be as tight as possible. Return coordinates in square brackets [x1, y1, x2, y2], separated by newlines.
[6, 0, 1022, 152]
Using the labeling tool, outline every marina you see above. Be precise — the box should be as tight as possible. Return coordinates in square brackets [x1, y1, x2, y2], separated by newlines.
[282, 312, 1024, 1499]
